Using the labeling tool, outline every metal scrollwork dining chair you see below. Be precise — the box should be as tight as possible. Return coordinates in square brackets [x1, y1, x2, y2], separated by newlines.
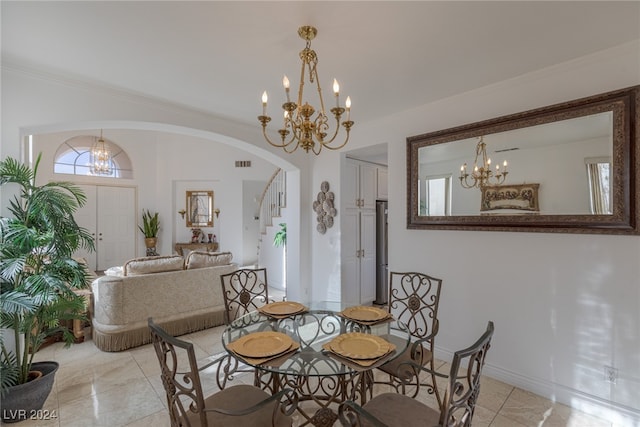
[375, 271, 443, 403]
[219, 268, 274, 388]
[148, 318, 297, 427]
[339, 321, 494, 427]
[220, 267, 273, 325]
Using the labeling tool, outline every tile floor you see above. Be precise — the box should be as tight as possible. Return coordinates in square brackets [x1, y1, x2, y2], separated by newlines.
[3, 322, 627, 427]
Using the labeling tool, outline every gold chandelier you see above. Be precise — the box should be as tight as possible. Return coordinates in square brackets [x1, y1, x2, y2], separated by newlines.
[90, 129, 113, 175]
[258, 26, 354, 155]
[459, 136, 508, 189]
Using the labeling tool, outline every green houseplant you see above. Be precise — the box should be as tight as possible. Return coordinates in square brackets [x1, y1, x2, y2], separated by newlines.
[0, 154, 94, 422]
[273, 222, 287, 248]
[138, 209, 159, 256]
[138, 209, 159, 238]
[273, 223, 287, 288]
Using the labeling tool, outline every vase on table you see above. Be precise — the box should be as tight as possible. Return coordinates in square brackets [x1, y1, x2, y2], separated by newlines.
[144, 237, 158, 256]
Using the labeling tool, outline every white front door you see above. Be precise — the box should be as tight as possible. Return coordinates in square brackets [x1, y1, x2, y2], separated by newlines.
[72, 185, 136, 271]
[97, 186, 136, 270]
[73, 185, 98, 271]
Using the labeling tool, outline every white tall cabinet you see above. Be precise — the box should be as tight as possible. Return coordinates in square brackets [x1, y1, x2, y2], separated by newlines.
[343, 160, 377, 210]
[73, 185, 137, 271]
[341, 159, 379, 305]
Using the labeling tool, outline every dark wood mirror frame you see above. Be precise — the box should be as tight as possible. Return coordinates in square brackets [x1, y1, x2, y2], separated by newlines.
[407, 86, 639, 234]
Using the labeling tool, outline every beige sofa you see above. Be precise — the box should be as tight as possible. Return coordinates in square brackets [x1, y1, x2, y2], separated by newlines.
[92, 253, 237, 352]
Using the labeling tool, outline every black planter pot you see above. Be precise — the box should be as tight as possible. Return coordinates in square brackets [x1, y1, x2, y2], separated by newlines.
[1, 361, 59, 423]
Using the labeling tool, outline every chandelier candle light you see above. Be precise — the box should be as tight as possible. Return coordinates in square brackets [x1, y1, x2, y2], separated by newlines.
[459, 136, 508, 189]
[90, 129, 113, 175]
[258, 26, 354, 155]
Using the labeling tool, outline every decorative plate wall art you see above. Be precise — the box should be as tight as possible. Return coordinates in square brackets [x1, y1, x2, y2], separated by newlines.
[313, 181, 337, 234]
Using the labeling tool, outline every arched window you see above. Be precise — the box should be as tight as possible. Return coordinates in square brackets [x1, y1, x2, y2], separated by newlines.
[53, 135, 133, 178]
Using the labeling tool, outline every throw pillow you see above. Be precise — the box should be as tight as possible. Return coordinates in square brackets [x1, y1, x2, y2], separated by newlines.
[124, 255, 185, 276]
[185, 251, 233, 269]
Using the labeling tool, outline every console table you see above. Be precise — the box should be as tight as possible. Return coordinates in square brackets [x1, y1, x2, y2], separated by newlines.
[174, 242, 219, 256]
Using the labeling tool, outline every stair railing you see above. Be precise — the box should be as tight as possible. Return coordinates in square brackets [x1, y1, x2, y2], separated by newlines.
[258, 168, 286, 235]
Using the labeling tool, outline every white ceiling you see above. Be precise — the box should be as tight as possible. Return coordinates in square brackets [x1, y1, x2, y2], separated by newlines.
[2, 1, 639, 129]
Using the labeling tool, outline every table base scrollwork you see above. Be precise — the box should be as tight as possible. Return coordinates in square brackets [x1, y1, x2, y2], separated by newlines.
[221, 303, 410, 427]
[255, 369, 371, 427]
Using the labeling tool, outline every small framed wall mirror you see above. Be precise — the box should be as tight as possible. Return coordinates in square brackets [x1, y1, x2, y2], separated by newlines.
[186, 190, 214, 227]
[407, 86, 639, 234]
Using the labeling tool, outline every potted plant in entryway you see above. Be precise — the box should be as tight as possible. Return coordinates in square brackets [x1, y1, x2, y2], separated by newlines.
[138, 209, 159, 256]
[273, 223, 287, 289]
[0, 154, 94, 422]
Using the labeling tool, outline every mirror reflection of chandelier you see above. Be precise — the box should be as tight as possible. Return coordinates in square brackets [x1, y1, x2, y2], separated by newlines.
[258, 25, 354, 155]
[459, 136, 508, 189]
[90, 129, 113, 175]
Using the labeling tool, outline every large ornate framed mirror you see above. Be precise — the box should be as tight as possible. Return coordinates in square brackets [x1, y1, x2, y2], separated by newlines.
[407, 86, 639, 234]
[186, 190, 214, 227]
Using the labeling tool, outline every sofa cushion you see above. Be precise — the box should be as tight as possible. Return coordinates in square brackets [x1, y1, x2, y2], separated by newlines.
[123, 255, 185, 276]
[185, 251, 233, 269]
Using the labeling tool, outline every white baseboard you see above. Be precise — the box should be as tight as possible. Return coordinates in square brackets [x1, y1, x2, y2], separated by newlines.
[435, 347, 640, 426]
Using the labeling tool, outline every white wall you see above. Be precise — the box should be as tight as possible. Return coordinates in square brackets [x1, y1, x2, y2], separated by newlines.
[309, 149, 344, 303]
[154, 132, 278, 265]
[258, 217, 287, 290]
[314, 41, 640, 422]
[243, 180, 266, 265]
[257, 171, 302, 295]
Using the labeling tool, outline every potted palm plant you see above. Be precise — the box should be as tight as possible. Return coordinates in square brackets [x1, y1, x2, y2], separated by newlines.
[0, 154, 94, 422]
[138, 209, 159, 256]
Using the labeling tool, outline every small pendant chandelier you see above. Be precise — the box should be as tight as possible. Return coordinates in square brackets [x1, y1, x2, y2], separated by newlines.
[258, 26, 354, 155]
[90, 129, 113, 175]
[459, 136, 508, 189]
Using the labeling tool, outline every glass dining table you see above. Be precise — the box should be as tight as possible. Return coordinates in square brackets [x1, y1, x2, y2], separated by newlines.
[219, 301, 410, 427]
